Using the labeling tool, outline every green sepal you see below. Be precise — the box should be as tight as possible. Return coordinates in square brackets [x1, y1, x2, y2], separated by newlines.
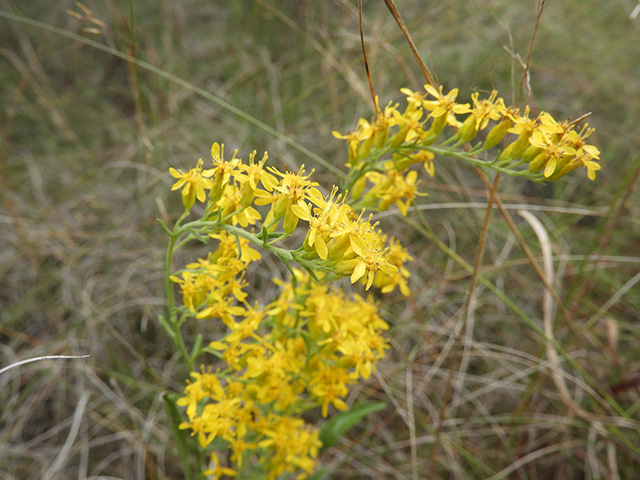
[319, 401, 386, 452]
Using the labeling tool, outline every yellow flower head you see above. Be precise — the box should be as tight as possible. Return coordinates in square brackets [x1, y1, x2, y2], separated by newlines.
[267, 165, 319, 233]
[470, 89, 505, 131]
[210, 142, 242, 202]
[235, 150, 278, 207]
[350, 237, 398, 290]
[422, 84, 471, 126]
[169, 158, 214, 209]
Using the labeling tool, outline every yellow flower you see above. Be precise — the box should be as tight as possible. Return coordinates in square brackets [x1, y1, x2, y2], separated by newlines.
[169, 271, 204, 312]
[389, 109, 425, 147]
[291, 200, 330, 259]
[470, 89, 505, 131]
[422, 84, 471, 126]
[169, 158, 214, 209]
[336, 329, 387, 379]
[537, 112, 566, 138]
[196, 295, 245, 323]
[400, 87, 426, 115]
[209, 231, 262, 263]
[366, 169, 425, 215]
[483, 105, 519, 149]
[268, 165, 319, 233]
[310, 363, 352, 417]
[549, 148, 601, 181]
[259, 415, 321, 479]
[204, 452, 237, 480]
[372, 236, 412, 295]
[235, 150, 278, 206]
[225, 303, 264, 344]
[235, 150, 277, 191]
[528, 130, 576, 177]
[333, 118, 374, 164]
[579, 155, 602, 180]
[217, 183, 262, 227]
[372, 100, 400, 148]
[456, 90, 505, 143]
[499, 106, 538, 162]
[291, 187, 347, 260]
[350, 238, 398, 290]
[210, 142, 242, 202]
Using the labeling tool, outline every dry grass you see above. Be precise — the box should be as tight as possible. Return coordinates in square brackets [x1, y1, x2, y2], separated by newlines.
[1, 1, 640, 479]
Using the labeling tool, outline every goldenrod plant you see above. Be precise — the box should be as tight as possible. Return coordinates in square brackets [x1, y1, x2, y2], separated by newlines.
[160, 73, 600, 477]
[5, 2, 640, 479]
[161, 142, 405, 478]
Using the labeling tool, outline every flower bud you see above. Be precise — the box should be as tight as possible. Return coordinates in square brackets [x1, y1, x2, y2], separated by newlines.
[528, 153, 549, 173]
[483, 118, 513, 150]
[456, 113, 478, 143]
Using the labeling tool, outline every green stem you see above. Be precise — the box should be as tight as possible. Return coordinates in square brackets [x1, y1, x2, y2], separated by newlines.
[164, 216, 196, 372]
[173, 316, 195, 372]
[423, 145, 543, 179]
[165, 234, 178, 315]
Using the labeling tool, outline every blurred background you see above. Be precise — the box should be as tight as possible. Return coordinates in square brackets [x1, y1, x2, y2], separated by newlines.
[1, 0, 640, 478]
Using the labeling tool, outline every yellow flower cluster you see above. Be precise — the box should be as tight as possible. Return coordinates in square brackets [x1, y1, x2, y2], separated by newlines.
[170, 231, 261, 316]
[176, 268, 390, 478]
[333, 84, 601, 214]
[169, 143, 412, 295]
[167, 142, 410, 478]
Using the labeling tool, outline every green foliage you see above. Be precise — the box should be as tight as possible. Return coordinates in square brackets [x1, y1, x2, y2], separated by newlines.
[318, 401, 387, 452]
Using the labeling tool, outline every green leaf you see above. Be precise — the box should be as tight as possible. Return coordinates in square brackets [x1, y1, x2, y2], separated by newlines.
[188, 229, 209, 244]
[157, 218, 173, 235]
[190, 334, 203, 363]
[157, 314, 176, 340]
[303, 264, 320, 282]
[260, 225, 269, 244]
[319, 401, 386, 452]
[306, 467, 330, 480]
[231, 231, 243, 259]
[278, 254, 295, 276]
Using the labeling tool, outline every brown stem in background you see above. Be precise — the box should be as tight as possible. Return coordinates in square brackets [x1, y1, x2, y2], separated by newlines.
[382, 0, 437, 87]
[429, 172, 500, 478]
[359, 0, 379, 113]
[516, 0, 545, 104]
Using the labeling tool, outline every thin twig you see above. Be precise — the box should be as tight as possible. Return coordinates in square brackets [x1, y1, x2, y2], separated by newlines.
[382, 0, 437, 87]
[516, 0, 546, 105]
[429, 173, 500, 477]
[359, 0, 378, 112]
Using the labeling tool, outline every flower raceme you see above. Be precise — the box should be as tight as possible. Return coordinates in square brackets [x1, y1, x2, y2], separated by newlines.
[332, 84, 601, 216]
[168, 143, 411, 295]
